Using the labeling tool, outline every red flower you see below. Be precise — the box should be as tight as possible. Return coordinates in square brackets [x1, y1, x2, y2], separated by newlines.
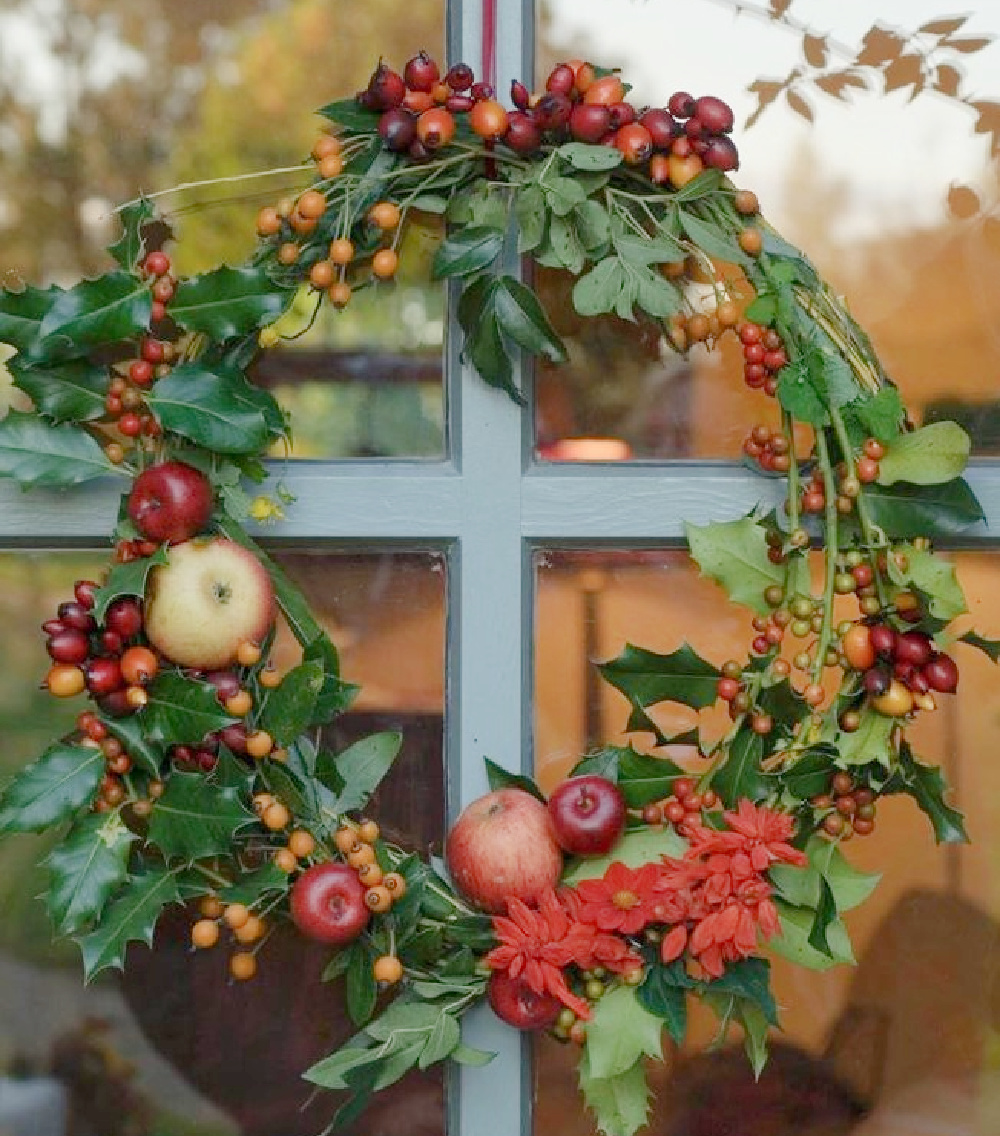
[687, 799, 807, 871]
[571, 861, 665, 935]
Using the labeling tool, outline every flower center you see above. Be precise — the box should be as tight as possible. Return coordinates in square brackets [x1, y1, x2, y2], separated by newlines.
[611, 889, 640, 910]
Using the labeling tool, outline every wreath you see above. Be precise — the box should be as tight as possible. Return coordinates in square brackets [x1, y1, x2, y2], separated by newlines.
[0, 51, 994, 1136]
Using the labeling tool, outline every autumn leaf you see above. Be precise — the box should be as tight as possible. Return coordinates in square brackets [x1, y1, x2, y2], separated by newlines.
[920, 16, 967, 36]
[785, 89, 814, 122]
[883, 54, 925, 96]
[815, 71, 870, 99]
[802, 35, 829, 69]
[942, 37, 994, 54]
[934, 64, 963, 97]
[857, 26, 904, 67]
[745, 79, 787, 128]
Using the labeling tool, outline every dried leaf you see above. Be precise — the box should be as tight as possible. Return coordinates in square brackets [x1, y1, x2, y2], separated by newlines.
[947, 184, 981, 220]
[769, 0, 793, 16]
[815, 70, 870, 98]
[934, 63, 963, 97]
[745, 79, 787, 128]
[803, 34, 829, 68]
[785, 88, 814, 122]
[883, 53, 925, 94]
[920, 16, 967, 36]
[971, 100, 1000, 158]
[857, 26, 904, 66]
[942, 36, 993, 54]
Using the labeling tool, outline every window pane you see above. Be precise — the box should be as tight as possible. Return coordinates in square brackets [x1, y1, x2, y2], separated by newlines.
[0, 549, 445, 1136]
[534, 2, 1000, 459]
[533, 547, 1000, 1134]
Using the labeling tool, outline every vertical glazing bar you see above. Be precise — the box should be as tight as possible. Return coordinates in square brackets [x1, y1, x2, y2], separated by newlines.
[446, 2, 534, 1135]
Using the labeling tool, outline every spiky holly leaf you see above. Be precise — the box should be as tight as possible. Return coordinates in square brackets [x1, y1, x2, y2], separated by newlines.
[585, 985, 663, 1080]
[46, 812, 136, 935]
[169, 266, 291, 340]
[303, 635, 359, 722]
[614, 745, 688, 808]
[884, 743, 968, 844]
[706, 957, 778, 1027]
[844, 385, 905, 442]
[92, 546, 168, 621]
[834, 706, 894, 768]
[258, 659, 325, 746]
[143, 672, 236, 750]
[770, 836, 880, 913]
[886, 543, 967, 620]
[10, 358, 108, 423]
[773, 745, 837, 801]
[0, 411, 123, 487]
[97, 713, 163, 779]
[75, 867, 181, 980]
[108, 196, 156, 270]
[736, 1000, 770, 1078]
[318, 731, 403, 814]
[36, 271, 152, 355]
[686, 517, 787, 615]
[958, 629, 1000, 662]
[599, 642, 719, 743]
[563, 825, 686, 885]
[578, 1055, 651, 1136]
[146, 364, 272, 454]
[147, 771, 254, 862]
[0, 284, 63, 354]
[877, 421, 971, 486]
[0, 743, 105, 833]
[711, 726, 768, 806]
[218, 863, 289, 906]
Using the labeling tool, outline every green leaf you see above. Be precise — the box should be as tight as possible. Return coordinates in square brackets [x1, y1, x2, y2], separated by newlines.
[0, 743, 105, 833]
[493, 276, 567, 363]
[744, 294, 777, 325]
[324, 731, 403, 814]
[546, 213, 586, 274]
[170, 266, 290, 340]
[886, 544, 967, 620]
[0, 284, 63, 353]
[769, 836, 879, 912]
[635, 268, 682, 319]
[585, 985, 663, 1080]
[820, 352, 861, 408]
[10, 359, 108, 423]
[258, 659, 324, 746]
[99, 713, 163, 778]
[573, 258, 625, 317]
[75, 867, 180, 980]
[484, 758, 545, 802]
[543, 175, 588, 216]
[346, 940, 378, 1026]
[146, 364, 271, 454]
[834, 706, 894, 767]
[580, 1054, 652, 1136]
[451, 1042, 496, 1067]
[578, 1055, 651, 1136]
[864, 477, 985, 539]
[37, 272, 152, 355]
[303, 635, 358, 722]
[808, 876, 838, 954]
[143, 672, 236, 749]
[877, 422, 971, 486]
[464, 304, 518, 402]
[770, 900, 855, 970]
[515, 185, 548, 253]
[557, 142, 625, 170]
[419, 1011, 461, 1069]
[302, 1040, 379, 1089]
[108, 197, 156, 271]
[669, 169, 724, 202]
[317, 97, 381, 132]
[614, 745, 687, 808]
[147, 771, 254, 862]
[92, 546, 168, 622]
[885, 744, 968, 844]
[707, 957, 778, 1027]
[0, 411, 120, 487]
[711, 726, 768, 805]
[46, 812, 136, 934]
[774, 745, 836, 801]
[686, 516, 786, 615]
[737, 1000, 770, 1078]
[432, 227, 504, 278]
[846, 385, 905, 442]
[574, 200, 612, 253]
[563, 825, 686, 885]
[775, 357, 828, 426]
[599, 642, 720, 742]
[958, 629, 1000, 662]
[218, 863, 289, 906]
[637, 960, 690, 1044]
[678, 210, 749, 266]
[613, 233, 686, 266]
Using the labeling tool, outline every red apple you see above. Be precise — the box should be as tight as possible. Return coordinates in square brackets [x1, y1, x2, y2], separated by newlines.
[547, 775, 626, 856]
[143, 537, 275, 670]
[127, 461, 214, 545]
[487, 971, 561, 1031]
[290, 863, 370, 946]
[445, 788, 563, 913]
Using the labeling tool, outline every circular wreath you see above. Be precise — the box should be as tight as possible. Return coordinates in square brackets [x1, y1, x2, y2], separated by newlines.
[0, 52, 991, 1136]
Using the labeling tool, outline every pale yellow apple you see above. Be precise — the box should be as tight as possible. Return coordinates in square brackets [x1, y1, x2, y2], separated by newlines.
[144, 538, 276, 669]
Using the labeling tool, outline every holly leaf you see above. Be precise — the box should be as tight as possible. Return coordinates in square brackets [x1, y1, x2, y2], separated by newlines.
[833, 706, 894, 768]
[493, 275, 567, 364]
[258, 659, 324, 746]
[585, 984, 663, 1080]
[0, 284, 63, 353]
[711, 726, 768, 805]
[147, 771, 254, 862]
[886, 543, 967, 620]
[770, 900, 855, 970]
[75, 867, 180, 980]
[169, 266, 290, 340]
[775, 356, 828, 426]
[303, 634, 359, 722]
[320, 731, 403, 814]
[432, 227, 504, 279]
[0, 743, 105, 833]
[958, 629, 1000, 662]
[863, 477, 984, 539]
[599, 641, 719, 742]
[686, 517, 785, 615]
[615, 745, 687, 808]
[146, 364, 271, 454]
[143, 672, 236, 749]
[108, 197, 156, 271]
[637, 959, 692, 1044]
[92, 546, 168, 621]
[707, 957, 778, 1027]
[37, 271, 152, 354]
[218, 863, 289, 906]
[769, 836, 879, 913]
[0, 411, 122, 487]
[877, 422, 971, 485]
[10, 358, 108, 423]
[563, 825, 686, 885]
[774, 745, 836, 801]
[484, 758, 545, 802]
[578, 1054, 651, 1136]
[98, 713, 164, 778]
[46, 812, 136, 934]
[884, 743, 968, 844]
[557, 142, 624, 170]
[737, 1000, 770, 1078]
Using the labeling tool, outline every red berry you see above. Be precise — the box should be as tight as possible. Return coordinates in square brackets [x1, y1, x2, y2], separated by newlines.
[638, 108, 677, 149]
[693, 95, 734, 133]
[668, 91, 695, 118]
[47, 630, 91, 665]
[105, 597, 143, 640]
[140, 338, 165, 364]
[569, 103, 611, 143]
[446, 63, 475, 91]
[144, 251, 170, 276]
[404, 51, 439, 93]
[545, 63, 575, 97]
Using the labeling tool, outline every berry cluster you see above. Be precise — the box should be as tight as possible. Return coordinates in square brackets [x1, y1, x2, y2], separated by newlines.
[189, 893, 269, 982]
[811, 771, 878, 840]
[738, 321, 788, 396]
[640, 777, 718, 828]
[842, 620, 959, 718]
[742, 423, 791, 473]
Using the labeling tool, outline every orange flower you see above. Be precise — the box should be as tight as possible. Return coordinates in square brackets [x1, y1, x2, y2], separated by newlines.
[686, 799, 807, 871]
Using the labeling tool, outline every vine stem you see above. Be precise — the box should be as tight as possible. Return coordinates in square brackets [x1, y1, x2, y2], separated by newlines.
[116, 164, 314, 211]
[812, 430, 839, 686]
[782, 409, 802, 538]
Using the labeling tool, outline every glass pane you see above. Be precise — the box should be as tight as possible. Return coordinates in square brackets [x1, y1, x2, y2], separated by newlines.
[0, 549, 445, 1136]
[534, 2, 1000, 458]
[533, 547, 1000, 1135]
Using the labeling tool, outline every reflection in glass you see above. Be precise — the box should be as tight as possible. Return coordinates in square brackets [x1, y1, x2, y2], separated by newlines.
[533, 547, 1000, 1135]
[0, 550, 445, 1136]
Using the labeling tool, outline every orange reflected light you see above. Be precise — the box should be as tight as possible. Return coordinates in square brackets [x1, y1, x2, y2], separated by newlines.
[541, 437, 632, 461]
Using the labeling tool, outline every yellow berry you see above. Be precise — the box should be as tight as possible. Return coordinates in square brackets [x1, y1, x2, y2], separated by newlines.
[358, 819, 380, 844]
[199, 895, 223, 919]
[258, 325, 280, 348]
[365, 885, 392, 913]
[262, 802, 291, 831]
[259, 665, 281, 689]
[347, 843, 376, 869]
[372, 248, 399, 279]
[288, 830, 316, 859]
[245, 730, 274, 760]
[357, 862, 383, 887]
[236, 640, 263, 667]
[234, 914, 265, 944]
[191, 919, 220, 949]
[224, 690, 253, 717]
[274, 848, 298, 873]
[229, 952, 257, 981]
[334, 826, 358, 854]
[383, 872, 407, 899]
[223, 903, 250, 930]
[373, 955, 404, 984]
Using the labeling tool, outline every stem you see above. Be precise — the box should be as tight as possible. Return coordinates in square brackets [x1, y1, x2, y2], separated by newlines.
[116, 165, 314, 211]
[782, 409, 802, 538]
[812, 430, 839, 686]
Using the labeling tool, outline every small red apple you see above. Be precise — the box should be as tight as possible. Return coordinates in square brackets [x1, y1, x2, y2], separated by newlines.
[290, 862, 370, 946]
[547, 775, 626, 856]
[445, 788, 563, 913]
[487, 971, 561, 1031]
[127, 461, 214, 545]
[143, 537, 275, 670]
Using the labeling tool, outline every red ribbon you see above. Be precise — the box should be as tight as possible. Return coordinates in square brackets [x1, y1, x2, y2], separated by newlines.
[481, 0, 497, 91]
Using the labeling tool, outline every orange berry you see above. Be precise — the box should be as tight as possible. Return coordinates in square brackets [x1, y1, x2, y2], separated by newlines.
[252, 793, 275, 816]
[297, 189, 327, 220]
[369, 202, 401, 230]
[289, 209, 317, 236]
[382, 872, 407, 898]
[121, 645, 158, 685]
[259, 665, 281, 689]
[245, 730, 273, 760]
[288, 829, 316, 859]
[738, 227, 763, 256]
[357, 862, 384, 887]
[191, 919, 220, 949]
[277, 242, 299, 266]
[583, 74, 625, 105]
[199, 895, 223, 919]
[125, 684, 148, 709]
[358, 819, 380, 844]
[372, 249, 399, 279]
[262, 802, 290, 831]
[273, 848, 298, 873]
[46, 664, 86, 698]
[469, 99, 509, 140]
[346, 843, 376, 869]
[224, 690, 253, 717]
[329, 237, 354, 265]
[223, 903, 250, 930]
[229, 952, 257, 981]
[236, 640, 263, 667]
[105, 443, 125, 464]
[327, 281, 352, 308]
[233, 914, 265, 944]
[365, 885, 392, 913]
[373, 955, 404, 984]
[334, 826, 358, 854]
[416, 107, 456, 149]
[312, 134, 342, 161]
[256, 206, 281, 236]
[318, 153, 344, 179]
